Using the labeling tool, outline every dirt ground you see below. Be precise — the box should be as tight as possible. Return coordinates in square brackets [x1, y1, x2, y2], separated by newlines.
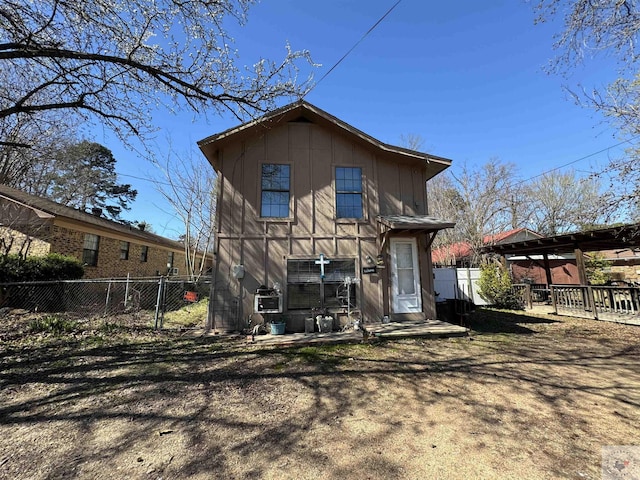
[0, 309, 638, 480]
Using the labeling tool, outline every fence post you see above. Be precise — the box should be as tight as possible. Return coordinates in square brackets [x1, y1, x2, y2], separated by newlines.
[587, 286, 598, 320]
[104, 280, 112, 316]
[124, 273, 130, 308]
[550, 285, 557, 314]
[160, 277, 168, 329]
[525, 284, 532, 310]
[154, 276, 165, 330]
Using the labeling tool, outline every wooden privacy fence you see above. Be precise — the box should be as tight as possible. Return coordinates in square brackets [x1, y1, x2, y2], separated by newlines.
[515, 283, 639, 326]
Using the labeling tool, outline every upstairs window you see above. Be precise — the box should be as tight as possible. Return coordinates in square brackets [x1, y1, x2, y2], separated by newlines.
[261, 164, 290, 218]
[82, 234, 100, 266]
[336, 167, 363, 218]
[140, 245, 148, 262]
[120, 241, 130, 260]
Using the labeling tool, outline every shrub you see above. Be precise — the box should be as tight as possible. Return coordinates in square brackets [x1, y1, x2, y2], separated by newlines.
[585, 252, 612, 285]
[477, 261, 522, 310]
[0, 253, 84, 282]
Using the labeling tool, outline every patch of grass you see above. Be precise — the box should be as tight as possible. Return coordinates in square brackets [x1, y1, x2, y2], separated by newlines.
[162, 298, 208, 329]
[98, 321, 125, 333]
[28, 315, 78, 334]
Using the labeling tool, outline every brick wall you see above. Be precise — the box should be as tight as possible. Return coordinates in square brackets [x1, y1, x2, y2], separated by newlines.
[49, 225, 188, 279]
[611, 265, 640, 283]
[0, 226, 51, 256]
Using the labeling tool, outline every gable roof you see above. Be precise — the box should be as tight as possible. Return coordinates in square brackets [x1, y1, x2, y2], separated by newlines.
[0, 184, 184, 250]
[198, 100, 452, 179]
[432, 228, 542, 264]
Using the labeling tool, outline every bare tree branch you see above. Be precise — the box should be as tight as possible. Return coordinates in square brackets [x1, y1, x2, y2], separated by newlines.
[0, 0, 317, 147]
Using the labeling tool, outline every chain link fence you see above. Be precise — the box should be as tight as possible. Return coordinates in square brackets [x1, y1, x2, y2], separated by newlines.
[0, 276, 212, 330]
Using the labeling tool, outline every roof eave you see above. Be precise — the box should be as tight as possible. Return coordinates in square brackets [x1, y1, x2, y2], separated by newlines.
[197, 100, 453, 172]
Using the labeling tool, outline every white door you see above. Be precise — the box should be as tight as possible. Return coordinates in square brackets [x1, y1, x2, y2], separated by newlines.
[390, 238, 422, 313]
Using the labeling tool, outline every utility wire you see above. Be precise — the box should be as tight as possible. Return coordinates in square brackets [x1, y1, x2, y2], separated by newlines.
[304, 0, 402, 96]
[511, 135, 639, 187]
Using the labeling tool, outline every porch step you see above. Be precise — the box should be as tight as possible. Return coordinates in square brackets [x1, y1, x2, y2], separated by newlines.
[367, 319, 468, 339]
[389, 313, 427, 322]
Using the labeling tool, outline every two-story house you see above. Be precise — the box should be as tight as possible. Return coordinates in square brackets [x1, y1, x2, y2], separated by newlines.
[198, 101, 454, 332]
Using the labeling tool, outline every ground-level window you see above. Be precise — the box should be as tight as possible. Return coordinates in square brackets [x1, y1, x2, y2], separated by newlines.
[261, 164, 290, 218]
[120, 241, 130, 260]
[287, 258, 356, 310]
[140, 245, 148, 262]
[82, 233, 100, 266]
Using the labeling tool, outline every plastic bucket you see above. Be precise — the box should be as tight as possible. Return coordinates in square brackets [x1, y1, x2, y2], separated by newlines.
[270, 322, 286, 335]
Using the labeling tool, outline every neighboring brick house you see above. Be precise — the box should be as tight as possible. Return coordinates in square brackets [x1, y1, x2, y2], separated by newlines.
[0, 184, 209, 279]
[198, 100, 455, 332]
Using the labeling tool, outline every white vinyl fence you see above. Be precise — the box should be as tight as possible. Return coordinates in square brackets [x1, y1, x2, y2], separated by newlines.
[433, 267, 489, 306]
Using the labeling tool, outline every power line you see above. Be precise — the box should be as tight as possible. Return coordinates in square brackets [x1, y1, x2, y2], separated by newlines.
[116, 171, 171, 187]
[511, 135, 639, 187]
[304, 0, 402, 96]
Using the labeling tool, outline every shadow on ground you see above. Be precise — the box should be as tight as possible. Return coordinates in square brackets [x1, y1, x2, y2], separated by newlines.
[465, 307, 560, 334]
[0, 311, 637, 479]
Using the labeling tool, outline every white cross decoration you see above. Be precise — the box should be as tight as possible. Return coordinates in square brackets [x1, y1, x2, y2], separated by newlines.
[315, 253, 330, 280]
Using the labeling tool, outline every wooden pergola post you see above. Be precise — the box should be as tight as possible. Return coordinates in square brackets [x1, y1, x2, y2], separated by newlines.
[574, 246, 595, 314]
[574, 247, 588, 285]
[542, 253, 553, 288]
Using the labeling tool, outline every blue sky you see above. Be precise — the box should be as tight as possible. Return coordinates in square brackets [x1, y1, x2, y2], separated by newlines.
[99, 0, 629, 238]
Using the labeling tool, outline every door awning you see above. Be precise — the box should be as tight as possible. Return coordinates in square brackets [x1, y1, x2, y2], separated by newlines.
[376, 215, 455, 254]
[376, 215, 455, 232]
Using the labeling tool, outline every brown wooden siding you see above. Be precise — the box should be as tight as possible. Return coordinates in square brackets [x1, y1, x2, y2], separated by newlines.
[212, 120, 439, 331]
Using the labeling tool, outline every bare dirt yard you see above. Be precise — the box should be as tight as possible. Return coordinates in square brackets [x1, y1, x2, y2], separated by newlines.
[0, 309, 638, 480]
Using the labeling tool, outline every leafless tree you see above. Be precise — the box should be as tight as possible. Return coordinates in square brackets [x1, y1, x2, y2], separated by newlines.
[399, 133, 427, 152]
[524, 169, 613, 235]
[534, 0, 640, 213]
[426, 173, 465, 249]
[153, 147, 217, 283]
[0, 111, 78, 188]
[428, 159, 519, 264]
[0, 0, 316, 148]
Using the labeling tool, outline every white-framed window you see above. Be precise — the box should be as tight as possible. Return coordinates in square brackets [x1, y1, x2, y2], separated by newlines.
[287, 259, 356, 310]
[335, 167, 363, 219]
[82, 233, 100, 266]
[261, 164, 290, 218]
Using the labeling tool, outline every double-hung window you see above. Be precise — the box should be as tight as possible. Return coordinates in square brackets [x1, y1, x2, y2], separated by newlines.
[335, 167, 363, 219]
[287, 259, 356, 310]
[120, 241, 130, 260]
[261, 164, 290, 218]
[82, 234, 100, 266]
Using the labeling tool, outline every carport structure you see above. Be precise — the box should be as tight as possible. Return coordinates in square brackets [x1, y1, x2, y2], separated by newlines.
[481, 223, 640, 325]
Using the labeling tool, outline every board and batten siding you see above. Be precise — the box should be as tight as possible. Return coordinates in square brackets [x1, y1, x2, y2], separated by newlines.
[212, 120, 435, 330]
